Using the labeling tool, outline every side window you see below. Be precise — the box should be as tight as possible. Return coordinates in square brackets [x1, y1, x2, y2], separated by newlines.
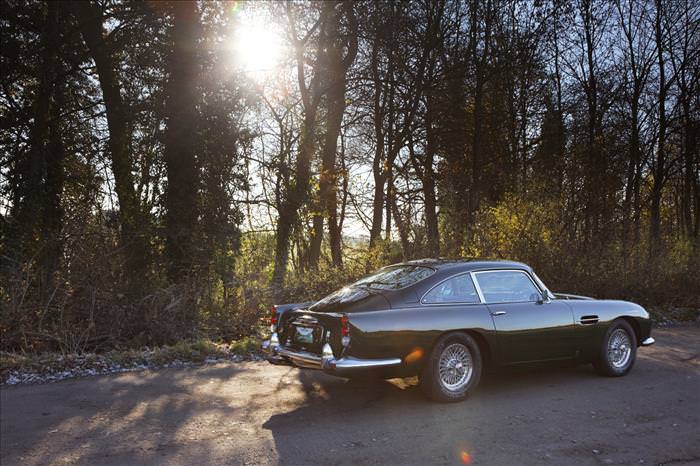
[475, 271, 541, 303]
[423, 274, 480, 304]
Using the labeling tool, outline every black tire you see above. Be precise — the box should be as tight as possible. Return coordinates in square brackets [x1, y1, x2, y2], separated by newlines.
[420, 332, 482, 402]
[593, 319, 637, 377]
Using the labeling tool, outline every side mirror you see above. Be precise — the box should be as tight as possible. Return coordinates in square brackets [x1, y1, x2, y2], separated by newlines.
[537, 289, 551, 304]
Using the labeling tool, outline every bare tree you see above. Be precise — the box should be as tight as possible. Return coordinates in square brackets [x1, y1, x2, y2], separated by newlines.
[307, 1, 358, 269]
[271, 3, 325, 296]
[615, 0, 655, 254]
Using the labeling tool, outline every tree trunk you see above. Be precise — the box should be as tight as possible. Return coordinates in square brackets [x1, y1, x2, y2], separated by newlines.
[9, 1, 60, 263]
[338, 140, 349, 233]
[650, 0, 666, 256]
[306, 212, 323, 269]
[164, 0, 200, 282]
[622, 92, 641, 257]
[582, 0, 600, 242]
[272, 206, 295, 297]
[272, 113, 317, 296]
[679, 71, 698, 239]
[389, 184, 411, 259]
[467, 0, 492, 242]
[271, 56, 322, 299]
[424, 96, 439, 257]
[41, 85, 66, 283]
[385, 164, 393, 241]
[369, 164, 385, 248]
[688, 116, 699, 239]
[369, 30, 386, 248]
[72, 0, 149, 290]
[309, 1, 357, 269]
[680, 97, 692, 238]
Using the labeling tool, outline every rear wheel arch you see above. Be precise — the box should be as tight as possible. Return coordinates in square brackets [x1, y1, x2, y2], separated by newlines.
[420, 331, 483, 402]
[428, 329, 492, 372]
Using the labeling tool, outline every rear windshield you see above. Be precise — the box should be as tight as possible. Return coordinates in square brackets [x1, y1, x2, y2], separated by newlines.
[353, 265, 435, 290]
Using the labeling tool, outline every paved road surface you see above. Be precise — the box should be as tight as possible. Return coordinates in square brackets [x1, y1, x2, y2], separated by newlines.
[2, 326, 699, 466]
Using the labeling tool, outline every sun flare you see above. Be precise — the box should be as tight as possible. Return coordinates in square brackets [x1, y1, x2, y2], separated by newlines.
[231, 14, 284, 78]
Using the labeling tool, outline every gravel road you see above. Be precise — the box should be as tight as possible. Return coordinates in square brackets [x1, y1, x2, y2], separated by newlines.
[2, 326, 699, 466]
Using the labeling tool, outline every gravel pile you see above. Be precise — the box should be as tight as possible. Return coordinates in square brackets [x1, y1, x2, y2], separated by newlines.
[649, 307, 699, 327]
[1, 342, 266, 386]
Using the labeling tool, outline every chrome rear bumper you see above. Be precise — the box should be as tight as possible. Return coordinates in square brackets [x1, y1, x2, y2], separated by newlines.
[262, 332, 402, 375]
[641, 337, 655, 346]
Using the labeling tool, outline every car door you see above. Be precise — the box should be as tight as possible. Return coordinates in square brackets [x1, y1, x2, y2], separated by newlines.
[473, 270, 577, 364]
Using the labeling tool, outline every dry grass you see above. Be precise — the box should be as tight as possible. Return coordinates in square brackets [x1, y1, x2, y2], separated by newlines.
[0, 336, 262, 384]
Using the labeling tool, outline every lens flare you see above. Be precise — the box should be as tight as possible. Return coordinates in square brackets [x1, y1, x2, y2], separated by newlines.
[405, 347, 424, 363]
[460, 451, 472, 464]
[228, 1, 240, 16]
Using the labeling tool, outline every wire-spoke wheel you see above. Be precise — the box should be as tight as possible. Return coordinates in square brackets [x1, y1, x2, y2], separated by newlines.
[607, 328, 632, 369]
[594, 320, 637, 377]
[438, 343, 473, 391]
[421, 333, 482, 402]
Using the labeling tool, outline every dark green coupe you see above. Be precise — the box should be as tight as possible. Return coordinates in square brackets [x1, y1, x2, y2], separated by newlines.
[262, 259, 655, 402]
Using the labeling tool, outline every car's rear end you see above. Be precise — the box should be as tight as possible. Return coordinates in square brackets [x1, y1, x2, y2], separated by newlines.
[262, 263, 442, 376]
[262, 305, 402, 377]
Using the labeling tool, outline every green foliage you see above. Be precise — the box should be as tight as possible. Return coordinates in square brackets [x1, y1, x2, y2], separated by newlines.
[228, 336, 261, 355]
[447, 195, 700, 309]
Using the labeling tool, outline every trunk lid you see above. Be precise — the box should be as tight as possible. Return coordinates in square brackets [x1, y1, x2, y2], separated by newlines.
[277, 286, 391, 357]
[278, 309, 344, 356]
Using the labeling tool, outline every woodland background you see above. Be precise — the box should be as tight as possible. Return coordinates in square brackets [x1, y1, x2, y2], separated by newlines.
[1, 0, 698, 354]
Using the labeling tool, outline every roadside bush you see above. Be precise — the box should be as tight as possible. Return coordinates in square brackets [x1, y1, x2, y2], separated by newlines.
[2, 214, 697, 356]
[463, 195, 700, 308]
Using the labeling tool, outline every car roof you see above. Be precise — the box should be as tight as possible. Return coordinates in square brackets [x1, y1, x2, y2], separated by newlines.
[394, 258, 531, 272]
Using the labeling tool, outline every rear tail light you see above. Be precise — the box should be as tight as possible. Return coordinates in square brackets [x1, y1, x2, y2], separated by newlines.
[270, 305, 277, 331]
[341, 314, 349, 336]
[341, 314, 350, 346]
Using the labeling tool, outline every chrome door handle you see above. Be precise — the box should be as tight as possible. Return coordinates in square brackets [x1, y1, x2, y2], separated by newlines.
[490, 311, 507, 316]
[578, 315, 599, 325]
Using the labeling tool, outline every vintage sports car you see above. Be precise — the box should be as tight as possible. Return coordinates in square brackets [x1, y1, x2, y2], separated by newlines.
[262, 259, 655, 402]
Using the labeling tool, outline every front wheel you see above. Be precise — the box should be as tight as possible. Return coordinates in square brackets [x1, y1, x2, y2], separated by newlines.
[593, 320, 637, 377]
[420, 332, 482, 402]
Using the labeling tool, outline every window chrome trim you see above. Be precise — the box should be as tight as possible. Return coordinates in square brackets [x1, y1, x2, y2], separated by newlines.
[420, 271, 484, 305]
[530, 270, 555, 300]
[471, 271, 486, 303]
[472, 269, 544, 305]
